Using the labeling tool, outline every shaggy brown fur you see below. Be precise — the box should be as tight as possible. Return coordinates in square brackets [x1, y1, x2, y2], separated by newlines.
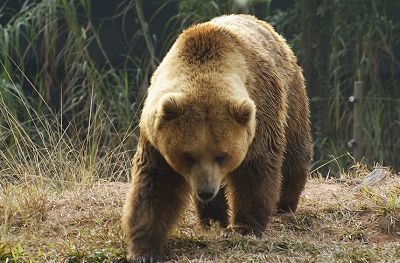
[122, 14, 312, 262]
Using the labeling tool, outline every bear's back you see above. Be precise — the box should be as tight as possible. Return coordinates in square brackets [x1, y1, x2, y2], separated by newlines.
[210, 15, 298, 77]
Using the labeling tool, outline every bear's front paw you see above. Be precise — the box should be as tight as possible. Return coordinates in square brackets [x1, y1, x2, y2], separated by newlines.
[127, 253, 162, 263]
[225, 224, 263, 238]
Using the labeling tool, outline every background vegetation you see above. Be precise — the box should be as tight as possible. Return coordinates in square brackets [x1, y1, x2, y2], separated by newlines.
[0, 0, 399, 184]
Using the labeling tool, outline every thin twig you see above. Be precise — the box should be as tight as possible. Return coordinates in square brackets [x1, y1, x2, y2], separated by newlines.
[135, 0, 157, 71]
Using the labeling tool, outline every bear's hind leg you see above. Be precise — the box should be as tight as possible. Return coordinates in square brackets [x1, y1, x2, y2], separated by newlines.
[195, 185, 229, 229]
[278, 73, 312, 214]
[278, 134, 312, 213]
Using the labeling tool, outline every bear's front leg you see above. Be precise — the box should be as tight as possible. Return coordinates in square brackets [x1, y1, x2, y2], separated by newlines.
[122, 138, 190, 262]
[226, 156, 282, 237]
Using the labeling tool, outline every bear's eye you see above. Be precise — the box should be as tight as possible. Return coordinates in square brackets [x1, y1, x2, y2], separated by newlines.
[215, 153, 229, 165]
[182, 152, 196, 164]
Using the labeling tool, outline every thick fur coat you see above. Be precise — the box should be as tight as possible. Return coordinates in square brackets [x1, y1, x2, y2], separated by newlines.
[122, 14, 312, 262]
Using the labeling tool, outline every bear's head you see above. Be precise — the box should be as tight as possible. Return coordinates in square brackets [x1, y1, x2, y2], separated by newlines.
[150, 92, 256, 202]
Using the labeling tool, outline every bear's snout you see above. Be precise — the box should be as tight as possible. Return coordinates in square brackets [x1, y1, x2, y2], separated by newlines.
[196, 187, 218, 202]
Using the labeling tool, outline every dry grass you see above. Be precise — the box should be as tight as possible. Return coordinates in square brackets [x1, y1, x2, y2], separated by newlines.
[1, 166, 399, 262]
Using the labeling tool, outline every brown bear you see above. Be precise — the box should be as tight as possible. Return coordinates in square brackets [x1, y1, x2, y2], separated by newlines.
[122, 14, 312, 262]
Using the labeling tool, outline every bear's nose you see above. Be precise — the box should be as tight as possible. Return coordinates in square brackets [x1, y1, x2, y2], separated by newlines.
[197, 190, 215, 202]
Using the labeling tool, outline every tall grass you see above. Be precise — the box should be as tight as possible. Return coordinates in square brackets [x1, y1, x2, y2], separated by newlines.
[329, 1, 400, 170]
[0, 0, 142, 193]
[0, 70, 134, 187]
[0, 0, 143, 149]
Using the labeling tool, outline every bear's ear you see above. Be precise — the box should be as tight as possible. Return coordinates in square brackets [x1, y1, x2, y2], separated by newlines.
[227, 99, 256, 126]
[158, 94, 183, 121]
